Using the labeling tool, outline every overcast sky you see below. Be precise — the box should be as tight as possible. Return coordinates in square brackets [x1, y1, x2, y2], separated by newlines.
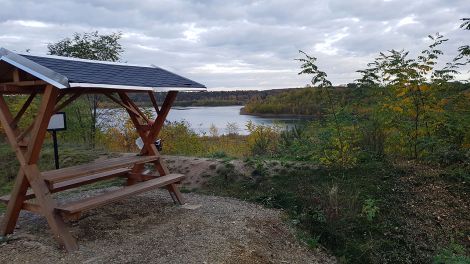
[0, 0, 469, 90]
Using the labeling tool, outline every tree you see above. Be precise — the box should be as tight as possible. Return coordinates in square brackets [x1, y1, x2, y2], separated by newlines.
[357, 34, 454, 159]
[296, 50, 358, 168]
[47, 31, 124, 147]
[225, 122, 240, 135]
[454, 18, 470, 68]
[47, 31, 123, 61]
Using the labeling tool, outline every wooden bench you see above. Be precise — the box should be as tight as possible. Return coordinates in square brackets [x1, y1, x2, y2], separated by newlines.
[0, 155, 184, 217]
[42, 155, 159, 183]
[56, 173, 184, 215]
[0, 173, 185, 217]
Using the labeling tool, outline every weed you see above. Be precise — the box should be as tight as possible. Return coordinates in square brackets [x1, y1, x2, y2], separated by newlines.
[208, 151, 228, 159]
[362, 198, 380, 222]
[433, 240, 470, 264]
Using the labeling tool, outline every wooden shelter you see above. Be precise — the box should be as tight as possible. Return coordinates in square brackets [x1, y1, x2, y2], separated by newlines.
[0, 48, 206, 251]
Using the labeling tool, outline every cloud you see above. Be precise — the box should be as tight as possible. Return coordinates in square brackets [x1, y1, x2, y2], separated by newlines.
[0, 0, 469, 90]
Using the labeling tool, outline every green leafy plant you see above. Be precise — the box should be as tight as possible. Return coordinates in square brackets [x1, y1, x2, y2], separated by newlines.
[362, 198, 379, 221]
[433, 241, 470, 264]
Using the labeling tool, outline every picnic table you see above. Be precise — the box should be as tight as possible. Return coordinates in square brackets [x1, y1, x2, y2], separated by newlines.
[0, 47, 206, 251]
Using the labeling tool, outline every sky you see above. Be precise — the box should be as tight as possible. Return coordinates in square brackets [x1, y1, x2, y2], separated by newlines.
[0, 0, 469, 90]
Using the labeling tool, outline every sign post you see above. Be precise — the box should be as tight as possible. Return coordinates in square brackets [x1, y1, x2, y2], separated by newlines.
[47, 112, 67, 169]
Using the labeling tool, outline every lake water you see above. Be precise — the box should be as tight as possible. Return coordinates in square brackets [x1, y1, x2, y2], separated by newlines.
[99, 106, 305, 135]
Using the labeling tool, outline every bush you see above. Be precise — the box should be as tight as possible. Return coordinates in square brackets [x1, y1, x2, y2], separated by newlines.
[433, 241, 470, 264]
[207, 151, 228, 159]
[246, 121, 281, 157]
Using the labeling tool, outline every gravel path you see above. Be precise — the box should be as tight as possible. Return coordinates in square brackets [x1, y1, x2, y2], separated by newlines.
[0, 189, 335, 263]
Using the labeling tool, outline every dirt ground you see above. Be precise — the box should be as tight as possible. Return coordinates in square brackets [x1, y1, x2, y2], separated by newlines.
[0, 188, 335, 263]
[163, 155, 316, 190]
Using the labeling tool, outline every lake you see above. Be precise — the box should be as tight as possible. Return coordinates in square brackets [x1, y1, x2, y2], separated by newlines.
[99, 106, 306, 135]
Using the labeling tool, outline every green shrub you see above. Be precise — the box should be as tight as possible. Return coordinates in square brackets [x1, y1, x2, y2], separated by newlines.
[208, 151, 228, 159]
[362, 198, 380, 221]
[433, 241, 470, 264]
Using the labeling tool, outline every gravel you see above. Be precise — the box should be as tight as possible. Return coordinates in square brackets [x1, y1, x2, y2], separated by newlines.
[0, 189, 335, 263]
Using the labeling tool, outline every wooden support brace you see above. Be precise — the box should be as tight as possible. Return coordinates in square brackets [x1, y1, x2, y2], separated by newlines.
[11, 92, 37, 128]
[148, 91, 160, 114]
[0, 85, 78, 251]
[104, 93, 141, 117]
[16, 92, 82, 142]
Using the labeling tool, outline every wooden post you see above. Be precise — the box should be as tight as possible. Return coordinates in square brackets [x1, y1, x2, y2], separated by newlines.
[0, 85, 78, 251]
[118, 91, 184, 204]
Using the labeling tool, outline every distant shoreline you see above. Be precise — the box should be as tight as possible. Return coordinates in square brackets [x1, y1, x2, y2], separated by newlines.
[239, 107, 315, 119]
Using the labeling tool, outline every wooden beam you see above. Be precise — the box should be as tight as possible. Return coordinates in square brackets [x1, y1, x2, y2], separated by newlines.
[0, 169, 29, 234]
[121, 93, 151, 124]
[19, 85, 78, 251]
[104, 93, 141, 117]
[0, 96, 21, 145]
[12, 69, 20, 83]
[121, 91, 184, 204]
[146, 91, 178, 150]
[0, 84, 44, 94]
[56, 92, 67, 105]
[11, 92, 37, 128]
[53, 92, 82, 113]
[0, 80, 47, 87]
[0, 96, 30, 234]
[23, 164, 78, 251]
[26, 85, 59, 164]
[148, 91, 160, 114]
[17, 92, 81, 142]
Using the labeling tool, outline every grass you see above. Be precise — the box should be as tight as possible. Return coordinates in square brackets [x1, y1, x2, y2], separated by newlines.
[198, 159, 470, 263]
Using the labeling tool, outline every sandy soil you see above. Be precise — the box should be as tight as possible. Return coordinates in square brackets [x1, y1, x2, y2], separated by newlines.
[164, 155, 250, 190]
[0, 188, 335, 263]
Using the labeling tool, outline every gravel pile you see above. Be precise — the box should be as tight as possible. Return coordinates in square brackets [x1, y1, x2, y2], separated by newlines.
[0, 189, 335, 263]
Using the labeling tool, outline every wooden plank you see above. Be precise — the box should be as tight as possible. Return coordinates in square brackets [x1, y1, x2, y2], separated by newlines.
[43, 155, 159, 183]
[0, 197, 41, 215]
[56, 174, 185, 214]
[0, 189, 35, 203]
[22, 200, 41, 214]
[52, 168, 131, 191]
[0, 84, 44, 94]
[0, 168, 130, 202]
[0, 80, 47, 86]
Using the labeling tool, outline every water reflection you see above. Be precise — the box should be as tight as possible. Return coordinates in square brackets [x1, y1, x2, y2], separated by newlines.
[98, 106, 308, 135]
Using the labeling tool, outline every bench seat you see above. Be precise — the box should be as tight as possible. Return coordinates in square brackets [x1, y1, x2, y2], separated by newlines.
[42, 155, 159, 183]
[56, 173, 185, 214]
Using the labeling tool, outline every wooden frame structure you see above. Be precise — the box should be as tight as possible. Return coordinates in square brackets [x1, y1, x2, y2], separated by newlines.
[0, 49, 206, 252]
